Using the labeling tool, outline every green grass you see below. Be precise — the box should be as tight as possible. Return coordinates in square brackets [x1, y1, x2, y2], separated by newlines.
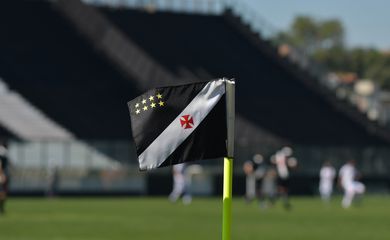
[0, 196, 389, 240]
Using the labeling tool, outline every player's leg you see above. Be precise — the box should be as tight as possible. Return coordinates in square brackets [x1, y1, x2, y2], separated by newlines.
[182, 174, 192, 205]
[245, 175, 256, 202]
[279, 179, 291, 210]
[323, 183, 332, 202]
[169, 174, 185, 202]
[352, 181, 365, 206]
[325, 183, 333, 202]
[342, 187, 354, 208]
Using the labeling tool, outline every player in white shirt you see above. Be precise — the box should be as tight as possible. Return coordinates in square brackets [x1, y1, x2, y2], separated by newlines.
[338, 160, 365, 208]
[319, 161, 336, 202]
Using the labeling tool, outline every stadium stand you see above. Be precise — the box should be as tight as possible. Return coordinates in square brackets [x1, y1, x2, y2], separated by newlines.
[0, 0, 139, 139]
[100, 7, 390, 145]
[0, 0, 284, 147]
[2, 0, 387, 145]
[0, 79, 73, 140]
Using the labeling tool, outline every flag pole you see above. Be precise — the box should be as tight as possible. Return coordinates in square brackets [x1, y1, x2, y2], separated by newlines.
[222, 78, 235, 240]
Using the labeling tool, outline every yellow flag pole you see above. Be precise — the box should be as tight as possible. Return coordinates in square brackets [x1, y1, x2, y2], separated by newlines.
[222, 78, 235, 240]
[222, 157, 233, 240]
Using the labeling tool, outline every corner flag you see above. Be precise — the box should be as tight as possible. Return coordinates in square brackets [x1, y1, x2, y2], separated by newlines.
[128, 79, 228, 171]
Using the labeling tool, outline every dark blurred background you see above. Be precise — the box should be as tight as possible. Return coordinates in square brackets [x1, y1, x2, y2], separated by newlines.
[0, 0, 389, 197]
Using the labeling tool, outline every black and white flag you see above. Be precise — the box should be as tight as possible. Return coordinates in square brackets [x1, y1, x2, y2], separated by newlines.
[128, 79, 228, 171]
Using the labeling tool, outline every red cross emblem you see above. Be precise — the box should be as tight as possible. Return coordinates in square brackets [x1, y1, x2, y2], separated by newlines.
[180, 114, 194, 129]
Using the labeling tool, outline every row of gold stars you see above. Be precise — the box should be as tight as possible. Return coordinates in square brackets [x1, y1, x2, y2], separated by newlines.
[134, 93, 164, 115]
[134, 93, 163, 109]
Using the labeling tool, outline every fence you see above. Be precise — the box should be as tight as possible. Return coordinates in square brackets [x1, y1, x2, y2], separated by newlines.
[6, 140, 390, 195]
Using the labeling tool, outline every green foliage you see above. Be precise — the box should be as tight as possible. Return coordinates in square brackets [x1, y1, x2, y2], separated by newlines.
[312, 47, 347, 71]
[1, 197, 390, 240]
[276, 15, 344, 54]
[277, 16, 390, 89]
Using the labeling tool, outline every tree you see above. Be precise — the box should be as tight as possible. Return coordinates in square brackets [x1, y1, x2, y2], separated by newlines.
[276, 15, 390, 90]
[318, 20, 344, 49]
[276, 16, 344, 55]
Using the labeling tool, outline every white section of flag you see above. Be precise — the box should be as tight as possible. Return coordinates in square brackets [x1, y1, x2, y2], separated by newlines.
[138, 79, 226, 170]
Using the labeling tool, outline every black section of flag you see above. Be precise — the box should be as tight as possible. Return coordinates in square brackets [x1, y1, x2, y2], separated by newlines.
[128, 82, 208, 156]
[159, 97, 227, 167]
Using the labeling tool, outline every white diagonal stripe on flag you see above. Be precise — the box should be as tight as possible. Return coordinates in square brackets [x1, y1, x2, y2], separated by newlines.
[138, 79, 226, 170]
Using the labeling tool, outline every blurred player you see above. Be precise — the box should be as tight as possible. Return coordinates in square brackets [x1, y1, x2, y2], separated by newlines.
[258, 166, 277, 209]
[319, 161, 336, 202]
[0, 143, 8, 215]
[169, 163, 192, 204]
[243, 161, 256, 202]
[338, 160, 365, 208]
[184, 164, 203, 204]
[243, 154, 265, 203]
[272, 146, 297, 210]
[46, 158, 59, 197]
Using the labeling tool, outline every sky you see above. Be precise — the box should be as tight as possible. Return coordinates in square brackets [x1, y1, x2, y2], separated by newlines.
[243, 0, 390, 50]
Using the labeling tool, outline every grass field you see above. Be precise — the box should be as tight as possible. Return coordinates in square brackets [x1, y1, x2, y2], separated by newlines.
[0, 196, 389, 240]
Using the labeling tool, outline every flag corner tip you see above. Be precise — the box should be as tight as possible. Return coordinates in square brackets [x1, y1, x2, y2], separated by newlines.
[221, 78, 235, 85]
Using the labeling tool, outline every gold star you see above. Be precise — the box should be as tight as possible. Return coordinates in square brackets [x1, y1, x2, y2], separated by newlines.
[156, 93, 163, 99]
[150, 102, 156, 108]
[158, 101, 165, 107]
[143, 106, 148, 111]
[135, 109, 140, 114]
[149, 96, 154, 101]
[135, 103, 140, 108]
[142, 99, 147, 104]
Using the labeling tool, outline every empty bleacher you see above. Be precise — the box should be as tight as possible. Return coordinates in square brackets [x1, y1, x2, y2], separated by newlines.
[0, 79, 73, 140]
[101, 7, 390, 145]
[2, 1, 386, 145]
[0, 1, 139, 139]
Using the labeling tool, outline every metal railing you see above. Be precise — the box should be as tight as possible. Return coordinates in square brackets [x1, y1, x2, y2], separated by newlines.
[6, 139, 390, 194]
[82, 0, 226, 14]
[7, 140, 390, 174]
